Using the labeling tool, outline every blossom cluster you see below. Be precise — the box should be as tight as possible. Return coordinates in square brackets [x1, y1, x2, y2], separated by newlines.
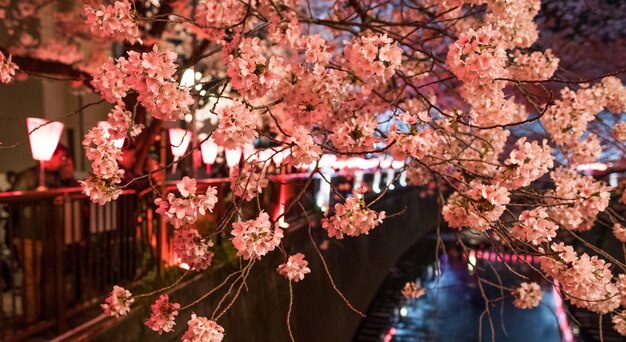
[541, 77, 625, 162]
[231, 212, 283, 260]
[613, 311, 626, 336]
[91, 46, 193, 121]
[539, 243, 620, 314]
[442, 181, 510, 231]
[286, 126, 322, 165]
[508, 49, 559, 81]
[321, 188, 386, 239]
[173, 228, 214, 271]
[194, 0, 248, 41]
[297, 34, 331, 74]
[145, 295, 180, 335]
[613, 223, 626, 243]
[510, 207, 559, 245]
[212, 100, 258, 150]
[225, 37, 287, 99]
[343, 34, 402, 83]
[613, 122, 626, 142]
[446, 25, 508, 86]
[182, 314, 225, 342]
[499, 138, 553, 189]
[329, 113, 380, 152]
[485, 0, 541, 49]
[388, 112, 440, 161]
[84, 0, 141, 44]
[101, 285, 134, 318]
[106, 104, 144, 140]
[277, 253, 311, 282]
[229, 163, 268, 202]
[511, 282, 542, 309]
[80, 127, 124, 205]
[401, 281, 426, 300]
[546, 168, 610, 231]
[155, 177, 218, 228]
[0, 52, 18, 83]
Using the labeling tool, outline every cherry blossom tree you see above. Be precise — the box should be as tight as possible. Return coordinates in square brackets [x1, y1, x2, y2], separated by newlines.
[1, 0, 626, 340]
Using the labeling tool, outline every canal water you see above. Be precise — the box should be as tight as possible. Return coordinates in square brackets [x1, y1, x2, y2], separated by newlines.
[355, 235, 567, 342]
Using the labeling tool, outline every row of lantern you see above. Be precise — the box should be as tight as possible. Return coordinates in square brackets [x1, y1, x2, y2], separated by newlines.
[23, 117, 407, 190]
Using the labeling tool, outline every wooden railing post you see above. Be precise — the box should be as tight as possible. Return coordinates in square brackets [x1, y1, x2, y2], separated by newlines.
[53, 195, 67, 333]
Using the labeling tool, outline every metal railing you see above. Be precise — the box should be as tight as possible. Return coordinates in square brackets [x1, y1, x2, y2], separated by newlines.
[0, 187, 144, 341]
[0, 172, 330, 341]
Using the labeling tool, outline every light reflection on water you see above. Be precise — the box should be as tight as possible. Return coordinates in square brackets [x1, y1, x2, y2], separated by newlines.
[387, 252, 565, 342]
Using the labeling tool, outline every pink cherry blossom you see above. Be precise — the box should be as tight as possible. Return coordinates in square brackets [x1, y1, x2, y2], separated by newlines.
[286, 126, 322, 165]
[194, 0, 248, 41]
[173, 228, 214, 271]
[599, 76, 626, 114]
[297, 34, 331, 74]
[508, 49, 559, 81]
[329, 113, 380, 152]
[613, 311, 626, 336]
[512, 282, 542, 309]
[0, 52, 18, 83]
[145, 295, 180, 334]
[321, 190, 386, 239]
[344, 34, 402, 83]
[402, 281, 426, 299]
[212, 100, 258, 150]
[446, 25, 508, 85]
[90, 57, 131, 104]
[101, 285, 134, 318]
[613, 223, 626, 243]
[84, 0, 141, 44]
[442, 181, 510, 231]
[388, 114, 441, 160]
[485, 0, 541, 49]
[277, 253, 311, 282]
[540, 243, 619, 314]
[499, 138, 553, 189]
[547, 168, 610, 231]
[80, 126, 125, 205]
[106, 104, 143, 140]
[225, 37, 287, 99]
[511, 207, 559, 245]
[155, 177, 218, 228]
[231, 212, 283, 260]
[90, 46, 193, 121]
[229, 163, 268, 202]
[613, 122, 626, 142]
[182, 314, 225, 342]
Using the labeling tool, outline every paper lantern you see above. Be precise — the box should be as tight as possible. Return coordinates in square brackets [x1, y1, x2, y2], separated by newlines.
[168, 128, 191, 157]
[200, 137, 219, 165]
[26, 117, 64, 161]
[225, 148, 242, 168]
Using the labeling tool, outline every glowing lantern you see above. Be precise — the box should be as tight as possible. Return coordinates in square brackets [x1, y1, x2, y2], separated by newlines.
[26, 117, 64, 190]
[97, 121, 125, 148]
[168, 128, 191, 173]
[225, 148, 242, 168]
[243, 143, 255, 161]
[272, 148, 288, 165]
[200, 137, 219, 165]
[200, 137, 219, 174]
